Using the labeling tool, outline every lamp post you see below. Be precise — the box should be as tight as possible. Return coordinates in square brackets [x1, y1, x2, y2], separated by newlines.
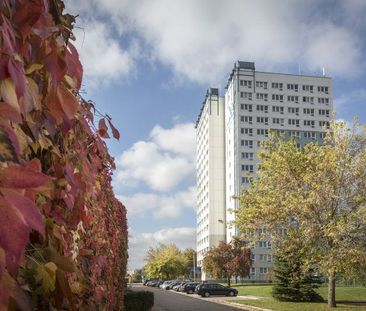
[193, 251, 196, 282]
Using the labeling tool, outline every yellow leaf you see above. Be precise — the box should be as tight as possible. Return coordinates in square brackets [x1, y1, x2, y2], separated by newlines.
[0, 78, 19, 112]
[36, 262, 57, 293]
[25, 63, 43, 75]
[64, 74, 76, 89]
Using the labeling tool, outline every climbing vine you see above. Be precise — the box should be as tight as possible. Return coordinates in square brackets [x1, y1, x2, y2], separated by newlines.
[0, 0, 127, 309]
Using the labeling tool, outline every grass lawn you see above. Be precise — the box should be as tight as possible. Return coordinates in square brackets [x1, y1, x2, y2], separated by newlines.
[229, 285, 366, 310]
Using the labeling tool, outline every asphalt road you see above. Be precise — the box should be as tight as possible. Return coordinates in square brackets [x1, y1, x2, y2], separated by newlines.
[132, 286, 247, 311]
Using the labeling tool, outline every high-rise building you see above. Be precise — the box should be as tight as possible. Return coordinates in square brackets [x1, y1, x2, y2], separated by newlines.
[196, 61, 333, 281]
[196, 88, 226, 279]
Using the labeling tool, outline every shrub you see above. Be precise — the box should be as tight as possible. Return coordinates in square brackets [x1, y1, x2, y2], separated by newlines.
[124, 290, 154, 311]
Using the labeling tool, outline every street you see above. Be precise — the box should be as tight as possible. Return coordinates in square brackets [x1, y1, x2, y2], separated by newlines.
[132, 286, 250, 311]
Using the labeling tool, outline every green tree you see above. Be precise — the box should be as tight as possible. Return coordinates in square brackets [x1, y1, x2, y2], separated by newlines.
[143, 244, 186, 279]
[236, 121, 366, 308]
[272, 231, 323, 302]
[202, 240, 251, 287]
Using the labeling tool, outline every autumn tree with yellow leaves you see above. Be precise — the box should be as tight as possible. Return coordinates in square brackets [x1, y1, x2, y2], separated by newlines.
[236, 121, 366, 308]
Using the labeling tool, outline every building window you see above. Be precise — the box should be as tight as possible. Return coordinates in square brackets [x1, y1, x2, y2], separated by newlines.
[241, 164, 254, 173]
[303, 108, 314, 116]
[272, 94, 284, 102]
[287, 83, 298, 91]
[257, 117, 269, 125]
[241, 140, 253, 148]
[303, 96, 314, 104]
[242, 152, 254, 160]
[241, 128, 253, 136]
[302, 84, 314, 92]
[256, 81, 268, 89]
[257, 129, 269, 137]
[319, 109, 330, 117]
[241, 104, 253, 112]
[241, 116, 252, 124]
[272, 118, 284, 126]
[260, 267, 268, 274]
[242, 176, 251, 184]
[287, 95, 299, 103]
[272, 106, 284, 114]
[256, 105, 268, 113]
[288, 119, 300, 127]
[288, 107, 299, 115]
[272, 82, 283, 90]
[319, 121, 330, 129]
[240, 92, 252, 100]
[304, 120, 315, 128]
[318, 86, 329, 94]
[318, 97, 330, 104]
[256, 93, 268, 101]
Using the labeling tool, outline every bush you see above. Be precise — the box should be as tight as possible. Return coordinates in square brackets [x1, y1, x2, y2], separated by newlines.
[124, 290, 154, 311]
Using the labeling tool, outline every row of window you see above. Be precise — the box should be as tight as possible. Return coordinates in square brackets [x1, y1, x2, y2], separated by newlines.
[240, 80, 329, 94]
[240, 116, 330, 128]
[241, 104, 330, 116]
[240, 92, 330, 104]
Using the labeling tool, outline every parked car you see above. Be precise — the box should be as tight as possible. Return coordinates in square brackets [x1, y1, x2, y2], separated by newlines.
[182, 282, 200, 294]
[161, 280, 174, 289]
[146, 280, 158, 287]
[166, 281, 183, 290]
[195, 283, 238, 297]
[143, 279, 150, 286]
[172, 281, 185, 291]
[155, 281, 164, 288]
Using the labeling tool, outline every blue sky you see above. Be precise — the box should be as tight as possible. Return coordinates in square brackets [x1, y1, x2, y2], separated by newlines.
[65, 0, 366, 269]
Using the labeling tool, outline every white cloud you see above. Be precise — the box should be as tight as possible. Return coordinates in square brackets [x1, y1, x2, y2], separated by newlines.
[150, 123, 196, 158]
[65, 1, 366, 85]
[115, 123, 196, 192]
[128, 227, 196, 269]
[72, 18, 139, 87]
[118, 186, 196, 219]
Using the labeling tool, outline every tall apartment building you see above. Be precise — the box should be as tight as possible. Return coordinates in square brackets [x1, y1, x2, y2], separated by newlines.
[196, 88, 226, 279]
[196, 61, 333, 281]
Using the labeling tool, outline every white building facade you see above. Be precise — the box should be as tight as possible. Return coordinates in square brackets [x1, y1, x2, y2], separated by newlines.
[197, 61, 333, 281]
[196, 88, 226, 280]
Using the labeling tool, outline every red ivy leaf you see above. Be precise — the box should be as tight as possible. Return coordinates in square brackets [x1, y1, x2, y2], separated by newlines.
[0, 197, 29, 275]
[0, 101, 22, 123]
[0, 163, 52, 188]
[57, 84, 78, 120]
[8, 58, 26, 97]
[98, 118, 109, 138]
[2, 190, 45, 236]
[65, 43, 83, 90]
[107, 119, 120, 140]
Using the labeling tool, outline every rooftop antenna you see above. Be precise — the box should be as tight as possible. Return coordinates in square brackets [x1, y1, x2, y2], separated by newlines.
[322, 67, 326, 76]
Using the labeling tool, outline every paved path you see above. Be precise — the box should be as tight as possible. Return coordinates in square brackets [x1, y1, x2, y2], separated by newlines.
[132, 285, 261, 311]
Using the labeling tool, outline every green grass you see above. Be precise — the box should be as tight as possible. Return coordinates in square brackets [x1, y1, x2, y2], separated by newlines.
[228, 285, 366, 310]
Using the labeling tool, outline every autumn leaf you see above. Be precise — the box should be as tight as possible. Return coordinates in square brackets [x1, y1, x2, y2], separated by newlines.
[0, 127, 17, 162]
[98, 118, 110, 138]
[57, 84, 78, 119]
[0, 197, 29, 275]
[0, 78, 19, 112]
[0, 163, 52, 188]
[35, 262, 57, 293]
[2, 189, 45, 236]
[107, 119, 120, 140]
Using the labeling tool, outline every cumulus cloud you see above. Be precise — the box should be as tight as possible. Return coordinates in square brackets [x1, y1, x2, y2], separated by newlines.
[115, 123, 196, 192]
[118, 186, 196, 219]
[66, 0, 366, 85]
[129, 227, 196, 269]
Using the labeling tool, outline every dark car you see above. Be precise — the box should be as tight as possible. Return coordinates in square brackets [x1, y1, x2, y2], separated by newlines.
[182, 282, 200, 294]
[195, 283, 238, 297]
[166, 281, 183, 290]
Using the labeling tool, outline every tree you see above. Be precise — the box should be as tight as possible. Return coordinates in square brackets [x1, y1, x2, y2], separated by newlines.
[202, 240, 251, 287]
[236, 121, 366, 308]
[143, 244, 187, 279]
[182, 248, 196, 279]
[272, 231, 323, 302]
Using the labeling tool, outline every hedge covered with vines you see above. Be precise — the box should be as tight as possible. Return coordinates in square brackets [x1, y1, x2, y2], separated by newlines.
[0, 0, 128, 309]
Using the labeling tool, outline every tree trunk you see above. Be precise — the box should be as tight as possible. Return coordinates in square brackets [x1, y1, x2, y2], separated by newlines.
[227, 276, 231, 288]
[328, 270, 336, 308]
